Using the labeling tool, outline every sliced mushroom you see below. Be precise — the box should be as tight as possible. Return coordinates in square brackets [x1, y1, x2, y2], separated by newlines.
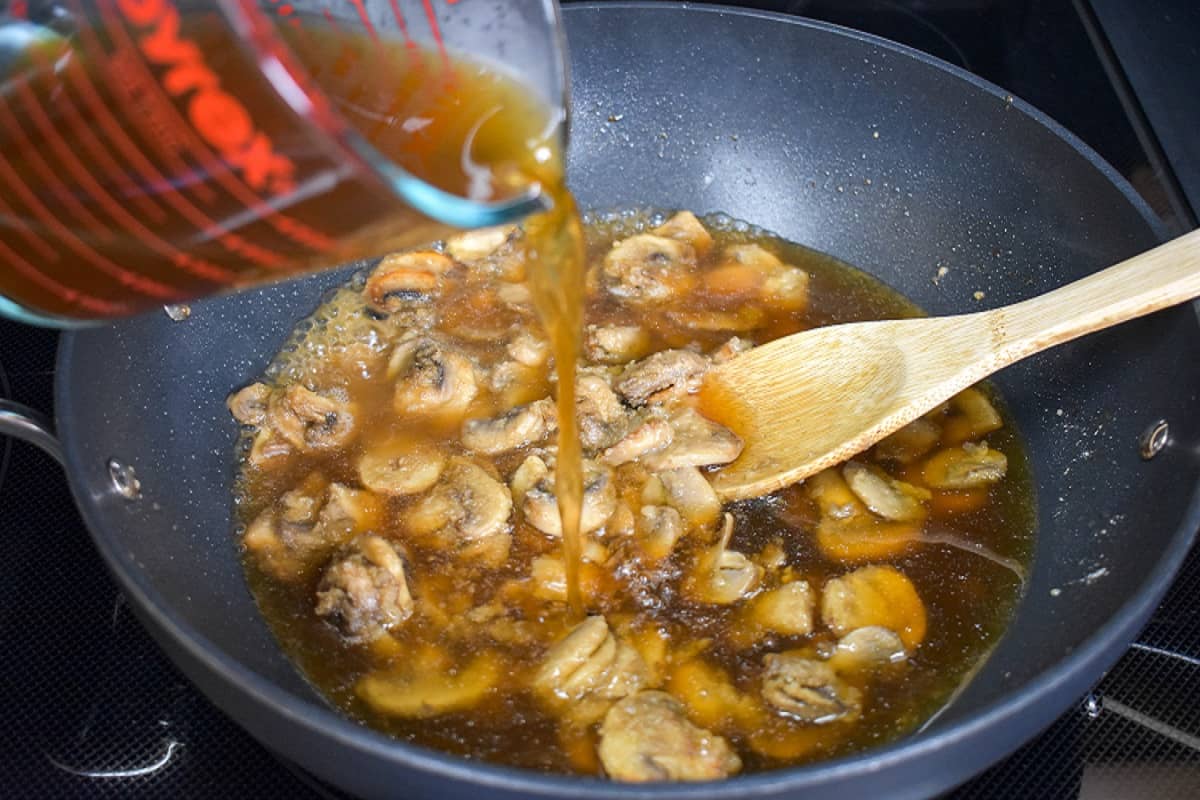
[642, 407, 742, 471]
[652, 210, 713, 258]
[523, 460, 617, 538]
[821, 565, 927, 650]
[357, 651, 500, 718]
[315, 534, 413, 644]
[761, 653, 861, 724]
[666, 658, 761, 731]
[358, 439, 446, 496]
[598, 690, 741, 782]
[666, 306, 766, 333]
[873, 417, 942, 463]
[637, 504, 685, 560]
[602, 234, 697, 303]
[445, 225, 515, 264]
[533, 616, 649, 723]
[761, 264, 810, 311]
[710, 336, 754, 365]
[808, 468, 920, 562]
[506, 329, 550, 367]
[407, 458, 513, 563]
[576, 374, 632, 451]
[922, 442, 1008, 489]
[616, 349, 709, 406]
[228, 382, 271, 426]
[689, 513, 762, 605]
[746, 581, 816, 637]
[659, 465, 722, 530]
[244, 476, 381, 582]
[600, 416, 673, 466]
[584, 324, 652, 365]
[267, 385, 357, 451]
[461, 398, 557, 455]
[842, 461, 931, 522]
[365, 250, 453, 314]
[945, 387, 1003, 442]
[509, 454, 549, 505]
[389, 336, 479, 418]
[831, 626, 907, 672]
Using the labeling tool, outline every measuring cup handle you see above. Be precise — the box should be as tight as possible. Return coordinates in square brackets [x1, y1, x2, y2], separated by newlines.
[0, 399, 64, 466]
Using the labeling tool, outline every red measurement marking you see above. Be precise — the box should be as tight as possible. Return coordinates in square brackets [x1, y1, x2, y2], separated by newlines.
[9, 0, 27, 19]
[14, 78, 238, 285]
[386, 0, 411, 40]
[347, 0, 380, 42]
[0, 151, 177, 300]
[279, 3, 294, 15]
[0, 235, 125, 316]
[421, 0, 450, 64]
[0, 191, 59, 263]
[95, 2, 333, 253]
[0, 98, 113, 240]
[60, 59, 287, 271]
[69, 0, 219, 205]
[24, 46, 167, 224]
[98, 2, 336, 253]
[0, 196, 125, 315]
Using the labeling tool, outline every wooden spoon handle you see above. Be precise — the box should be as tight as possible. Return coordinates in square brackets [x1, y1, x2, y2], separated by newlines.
[992, 228, 1200, 360]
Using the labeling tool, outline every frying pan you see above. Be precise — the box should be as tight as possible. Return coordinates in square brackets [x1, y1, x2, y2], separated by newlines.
[3, 4, 1199, 798]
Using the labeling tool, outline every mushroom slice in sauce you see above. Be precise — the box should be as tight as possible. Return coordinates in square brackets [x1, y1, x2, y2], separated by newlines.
[576, 374, 632, 451]
[534, 616, 650, 724]
[598, 690, 741, 782]
[821, 565, 927, 650]
[637, 505, 685, 561]
[358, 439, 446, 496]
[616, 349, 709, 406]
[600, 415, 673, 467]
[585, 324, 652, 365]
[689, 513, 762, 605]
[830, 626, 907, 672]
[267, 385, 357, 451]
[389, 336, 479, 418]
[244, 476, 382, 582]
[357, 650, 500, 718]
[659, 466, 722, 530]
[873, 417, 942, 463]
[406, 457, 513, 564]
[523, 460, 617, 538]
[746, 581, 816, 637]
[641, 407, 742, 471]
[228, 382, 271, 427]
[462, 398, 557, 455]
[842, 461, 931, 522]
[445, 225, 515, 264]
[315, 534, 413, 644]
[652, 210, 714, 258]
[922, 442, 1008, 489]
[602, 234, 698, 303]
[365, 251, 453, 314]
[761, 653, 862, 724]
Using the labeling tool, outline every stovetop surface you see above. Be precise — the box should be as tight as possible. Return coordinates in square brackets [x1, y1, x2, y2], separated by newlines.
[3, 1, 1198, 797]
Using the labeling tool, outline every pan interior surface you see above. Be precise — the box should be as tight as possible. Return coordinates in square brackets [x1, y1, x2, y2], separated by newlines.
[55, 4, 1200, 798]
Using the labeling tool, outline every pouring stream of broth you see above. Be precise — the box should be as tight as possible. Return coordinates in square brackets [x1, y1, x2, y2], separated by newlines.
[284, 29, 592, 615]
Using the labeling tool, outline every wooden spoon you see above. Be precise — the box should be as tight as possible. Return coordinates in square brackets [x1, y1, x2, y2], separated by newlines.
[702, 228, 1200, 501]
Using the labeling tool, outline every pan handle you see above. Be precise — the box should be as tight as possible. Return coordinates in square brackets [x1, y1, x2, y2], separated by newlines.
[0, 399, 64, 467]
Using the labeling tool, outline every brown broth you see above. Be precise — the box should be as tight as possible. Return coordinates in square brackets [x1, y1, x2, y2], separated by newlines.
[233, 211, 1036, 776]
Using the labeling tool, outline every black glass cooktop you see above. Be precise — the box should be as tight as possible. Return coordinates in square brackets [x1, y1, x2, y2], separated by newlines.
[3, 1, 1197, 797]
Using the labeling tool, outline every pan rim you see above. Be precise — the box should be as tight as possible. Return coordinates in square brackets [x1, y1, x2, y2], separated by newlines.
[55, 3, 1196, 797]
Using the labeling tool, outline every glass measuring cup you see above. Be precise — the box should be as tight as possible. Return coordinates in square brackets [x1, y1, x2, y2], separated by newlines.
[0, 0, 569, 325]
